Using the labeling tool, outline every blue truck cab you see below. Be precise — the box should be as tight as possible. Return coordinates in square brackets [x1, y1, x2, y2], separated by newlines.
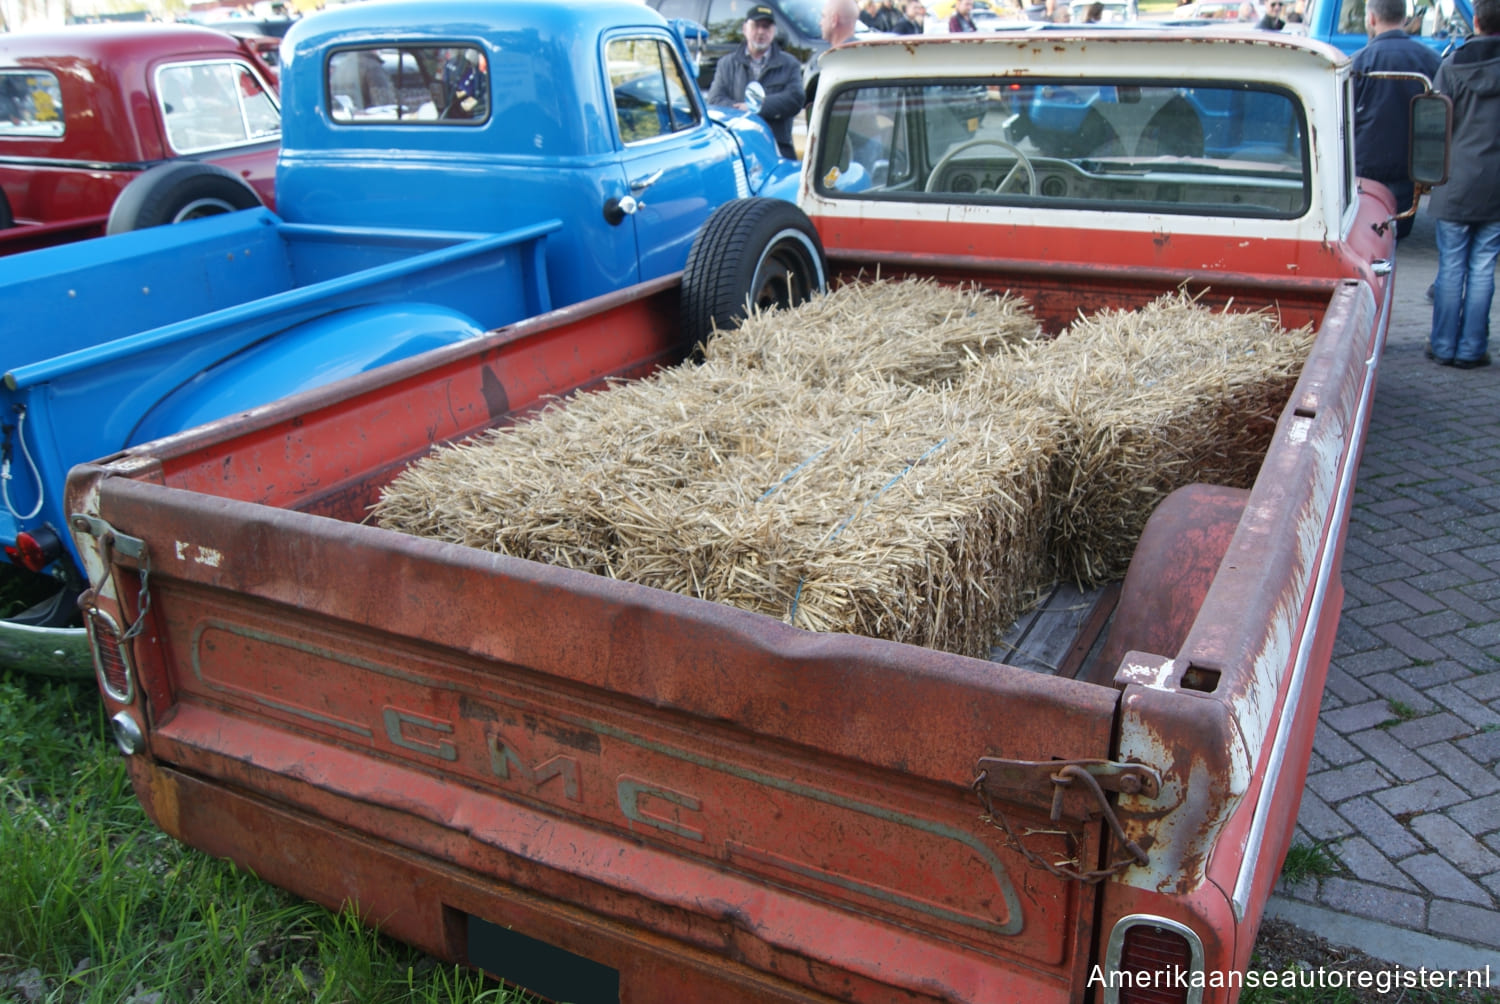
[1300, 0, 1471, 55]
[0, 0, 800, 673]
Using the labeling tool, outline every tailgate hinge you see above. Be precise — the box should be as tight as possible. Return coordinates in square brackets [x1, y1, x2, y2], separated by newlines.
[972, 757, 1156, 884]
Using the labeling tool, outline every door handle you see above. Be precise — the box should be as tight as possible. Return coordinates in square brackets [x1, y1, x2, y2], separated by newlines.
[630, 169, 664, 193]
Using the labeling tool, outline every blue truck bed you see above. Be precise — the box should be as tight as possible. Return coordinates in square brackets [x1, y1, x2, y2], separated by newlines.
[2, 208, 555, 595]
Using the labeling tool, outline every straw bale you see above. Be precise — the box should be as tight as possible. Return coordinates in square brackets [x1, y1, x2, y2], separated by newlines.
[964, 289, 1316, 586]
[375, 278, 1060, 657]
[604, 382, 1061, 657]
[374, 280, 1314, 658]
[702, 275, 1042, 391]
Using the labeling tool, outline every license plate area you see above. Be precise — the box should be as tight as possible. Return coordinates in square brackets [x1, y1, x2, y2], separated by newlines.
[464, 911, 621, 1003]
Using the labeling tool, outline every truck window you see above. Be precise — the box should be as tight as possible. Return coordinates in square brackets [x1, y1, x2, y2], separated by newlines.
[608, 37, 702, 143]
[0, 70, 64, 138]
[816, 79, 1309, 219]
[157, 61, 280, 154]
[326, 45, 488, 124]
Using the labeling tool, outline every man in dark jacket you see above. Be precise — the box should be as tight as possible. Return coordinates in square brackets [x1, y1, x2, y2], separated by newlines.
[1426, 0, 1500, 368]
[870, 0, 902, 29]
[1351, 0, 1441, 238]
[892, 0, 927, 32]
[706, 4, 806, 158]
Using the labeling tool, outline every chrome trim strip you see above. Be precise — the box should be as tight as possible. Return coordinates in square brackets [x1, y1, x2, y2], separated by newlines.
[1230, 274, 1392, 920]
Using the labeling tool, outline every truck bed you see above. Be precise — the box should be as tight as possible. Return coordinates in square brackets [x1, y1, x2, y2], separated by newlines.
[66, 261, 1365, 1003]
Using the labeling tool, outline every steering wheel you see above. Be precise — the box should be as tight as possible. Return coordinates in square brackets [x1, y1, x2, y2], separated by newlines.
[925, 138, 1037, 197]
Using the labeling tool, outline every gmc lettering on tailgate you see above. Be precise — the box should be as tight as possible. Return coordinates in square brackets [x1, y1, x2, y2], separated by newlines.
[188, 619, 1036, 950]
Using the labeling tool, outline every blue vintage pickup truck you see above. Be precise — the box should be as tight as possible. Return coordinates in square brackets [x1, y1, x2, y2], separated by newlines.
[1299, 0, 1471, 55]
[0, 0, 802, 673]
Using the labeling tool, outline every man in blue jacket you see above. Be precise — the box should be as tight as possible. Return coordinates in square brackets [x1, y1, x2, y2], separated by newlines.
[707, 4, 806, 158]
[1351, 0, 1441, 238]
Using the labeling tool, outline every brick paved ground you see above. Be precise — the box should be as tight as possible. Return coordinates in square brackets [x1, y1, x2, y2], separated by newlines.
[1270, 209, 1500, 963]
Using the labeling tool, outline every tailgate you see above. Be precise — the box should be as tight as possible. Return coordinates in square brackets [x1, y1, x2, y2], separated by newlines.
[79, 479, 1121, 1002]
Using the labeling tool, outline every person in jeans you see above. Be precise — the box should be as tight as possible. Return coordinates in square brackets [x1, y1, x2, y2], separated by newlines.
[1351, 0, 1440, 239]
[1426, 0, 1500, 368]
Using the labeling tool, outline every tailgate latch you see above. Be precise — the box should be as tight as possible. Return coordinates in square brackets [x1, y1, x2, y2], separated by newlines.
[70, 512, 152, 639]
[972, 757, 1155, 883]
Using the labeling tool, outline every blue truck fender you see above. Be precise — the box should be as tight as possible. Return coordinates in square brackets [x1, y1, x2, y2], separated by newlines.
[128, 302, 492, 445]
[709, 108, 804, 201]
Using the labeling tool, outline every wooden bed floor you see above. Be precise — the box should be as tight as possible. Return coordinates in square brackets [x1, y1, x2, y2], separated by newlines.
[991, 581, 1120, 680]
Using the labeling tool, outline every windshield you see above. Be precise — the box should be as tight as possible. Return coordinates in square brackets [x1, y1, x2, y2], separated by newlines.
[815, 79, 1310, 218]
[776, 0, 827, 36]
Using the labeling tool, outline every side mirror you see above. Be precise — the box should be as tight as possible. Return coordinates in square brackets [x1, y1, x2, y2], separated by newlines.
[1408, 91, 1451, 187]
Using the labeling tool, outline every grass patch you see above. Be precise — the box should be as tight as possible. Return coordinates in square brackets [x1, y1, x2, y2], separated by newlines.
[0, 672, 533, 1003]
[1387, 700, 1421, 720]
[1377, 699, 1423, 728]
[1279, 840, 1341, 885]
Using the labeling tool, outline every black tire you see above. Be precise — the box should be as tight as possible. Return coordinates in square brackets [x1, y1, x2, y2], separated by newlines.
[0, 190, 13, 230]
[680, 198, 827, 348]
[106, 161, 263, 235]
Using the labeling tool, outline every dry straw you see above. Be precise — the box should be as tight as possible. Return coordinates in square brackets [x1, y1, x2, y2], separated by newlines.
[375, 279, 1313, 658]
[965, 288, 1316, 586]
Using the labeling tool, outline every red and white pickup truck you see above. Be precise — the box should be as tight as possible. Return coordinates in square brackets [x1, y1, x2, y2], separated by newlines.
[65, 27, 1448, 1004]
[0, 22, 279, 255]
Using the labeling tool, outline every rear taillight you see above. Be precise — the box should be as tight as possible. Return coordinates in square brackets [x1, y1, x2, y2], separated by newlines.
[1103, 915, 1206, 1004]
[86, 606, 134, 704]
[4, 525, 63, 573]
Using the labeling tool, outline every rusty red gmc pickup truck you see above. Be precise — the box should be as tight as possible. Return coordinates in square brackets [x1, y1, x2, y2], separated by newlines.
[64, 27, 1450, 1004]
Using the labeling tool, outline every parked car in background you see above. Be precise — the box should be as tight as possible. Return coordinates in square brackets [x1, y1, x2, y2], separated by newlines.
[195, 16, 295, 70]
[1171, 0, 1258, 19]
[0, 23, 279, 256]
[646, 0, 828, 87]
[1070, 0, 1138, 20]
[195, 14, 297, 38]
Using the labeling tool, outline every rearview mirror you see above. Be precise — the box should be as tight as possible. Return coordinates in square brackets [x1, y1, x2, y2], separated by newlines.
[1408, 92, 1451, 187]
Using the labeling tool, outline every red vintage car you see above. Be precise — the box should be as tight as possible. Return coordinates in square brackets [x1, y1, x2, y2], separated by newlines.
[0, 22, 279, 255]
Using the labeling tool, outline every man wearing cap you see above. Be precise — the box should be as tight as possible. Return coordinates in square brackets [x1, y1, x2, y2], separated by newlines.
[707, 4, 806, 158]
